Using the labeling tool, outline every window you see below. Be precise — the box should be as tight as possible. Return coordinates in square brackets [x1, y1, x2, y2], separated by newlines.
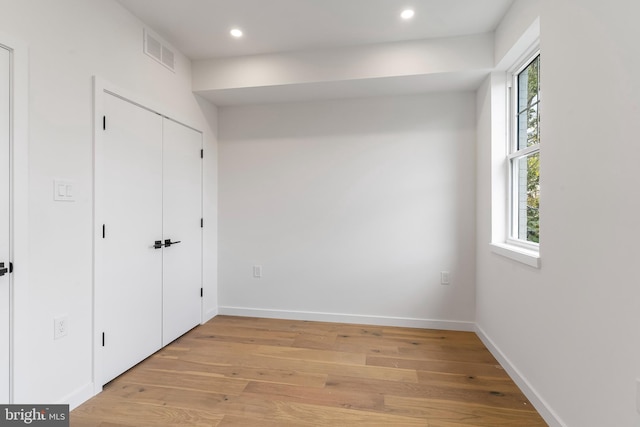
[509, 53, 540, 248]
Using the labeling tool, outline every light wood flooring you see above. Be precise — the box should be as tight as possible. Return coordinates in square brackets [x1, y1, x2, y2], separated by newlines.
[71, 316, 547, 426]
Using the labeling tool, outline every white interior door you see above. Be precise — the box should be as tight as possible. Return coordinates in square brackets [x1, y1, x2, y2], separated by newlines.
[162, 118, 202, 345]
[101, 93, 163, 384]
[0, 46, 11, 403]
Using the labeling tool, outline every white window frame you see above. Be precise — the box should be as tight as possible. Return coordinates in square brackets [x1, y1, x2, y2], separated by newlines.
[489, 43, 541, 269]
[506, 50, 540, 253]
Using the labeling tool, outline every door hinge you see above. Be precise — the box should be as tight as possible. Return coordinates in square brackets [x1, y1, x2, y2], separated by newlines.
[200, 149, 203, 159]
[102, 332, 105, 347]
[103, 116, 106, 130]
[200, 287, 203, 297]
[102, 224, 106, 238]
[200, 218, 203, 228]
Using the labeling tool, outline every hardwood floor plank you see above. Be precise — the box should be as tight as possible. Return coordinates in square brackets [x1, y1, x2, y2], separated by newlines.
[367, 355, 511, 379]
[426, 419, 545, 427]
[99, 382, 231, 409]
[214, 394, 429, 426]
[71, 316, 546, 426]
[291, 330, 338, 350]
[143, 354, 328, 387]
[397, 345, 500, 364]
[323, 374, 533, 411]
[254, 344, 367, 365]
[384, 395, 545, 426]
[416, 370, 529, 394]
[70, 400, 224, 427]
[199, 316, 319, 331]
[185, 323, 299, 347]
[332, 335, 401, 356]
[242, 381, 385, 412]
[217, 414, 316, 427]
[110, 365, 249, 395]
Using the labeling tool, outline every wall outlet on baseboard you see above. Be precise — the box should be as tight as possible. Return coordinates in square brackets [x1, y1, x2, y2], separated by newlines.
[253, 265, 262, 278]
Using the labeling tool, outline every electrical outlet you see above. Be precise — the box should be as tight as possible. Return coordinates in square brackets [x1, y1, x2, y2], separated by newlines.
[54, 315, 68, 340]
[441, 271, 450, 285]
[253, 265, 262, 278]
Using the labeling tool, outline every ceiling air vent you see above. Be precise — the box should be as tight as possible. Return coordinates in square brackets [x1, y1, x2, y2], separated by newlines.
[143, 29, 175, 72]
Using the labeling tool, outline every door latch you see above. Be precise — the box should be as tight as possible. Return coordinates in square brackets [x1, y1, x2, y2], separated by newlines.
[153, 239, 182, 249]
[164, 239, 181, 248]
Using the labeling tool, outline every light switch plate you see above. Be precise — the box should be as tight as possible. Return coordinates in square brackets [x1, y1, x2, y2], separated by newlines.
[54, 180, 76, 201]
[253, 265, 262, 278]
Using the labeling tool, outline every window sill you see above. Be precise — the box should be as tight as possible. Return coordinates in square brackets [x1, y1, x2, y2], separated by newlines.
[490, 242, 540, 268]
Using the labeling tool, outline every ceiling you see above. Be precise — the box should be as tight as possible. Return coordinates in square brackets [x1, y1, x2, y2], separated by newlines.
[117, 0, 515, 60]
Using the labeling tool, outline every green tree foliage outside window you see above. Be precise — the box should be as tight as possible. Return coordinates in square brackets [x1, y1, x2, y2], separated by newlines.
[516, 55, 540, 243]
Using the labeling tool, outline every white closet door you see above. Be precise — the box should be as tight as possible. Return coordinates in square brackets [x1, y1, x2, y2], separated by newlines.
[0, 46, 11, 403]
[162, 118, 202, 345]
[101, 93, 163, 384]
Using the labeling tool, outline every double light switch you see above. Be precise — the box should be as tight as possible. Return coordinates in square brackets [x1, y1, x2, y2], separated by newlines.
[54, 180, 75, 201]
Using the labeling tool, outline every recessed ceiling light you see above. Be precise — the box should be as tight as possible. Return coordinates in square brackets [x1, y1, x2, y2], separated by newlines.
[230, 28, 243, 38]
[401, 9, 415, 20]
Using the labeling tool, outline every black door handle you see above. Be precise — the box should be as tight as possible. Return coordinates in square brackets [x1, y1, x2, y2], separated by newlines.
[153, 239, 182, 249]
[0, 262, 7, 277]
[164, 239, 181, 248]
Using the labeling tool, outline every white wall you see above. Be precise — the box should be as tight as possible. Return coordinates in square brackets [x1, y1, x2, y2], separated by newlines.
[193, 34, 493, 91]
[476, 0, 640, 426]
[0, 0, 218, 407]
[494, 0, 541, 67]
[218, 93, 476, 328]
[193, 34, 493, 106]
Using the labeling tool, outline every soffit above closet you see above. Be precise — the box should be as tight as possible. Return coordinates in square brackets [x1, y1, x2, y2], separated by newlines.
[117, 0, 515, 106]
[117, 0, 514, 60]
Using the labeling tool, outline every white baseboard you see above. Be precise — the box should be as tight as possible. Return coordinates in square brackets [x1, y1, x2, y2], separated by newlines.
[475, 324, 566, 427]
[203, 307, 218, 323]
[217, 306, 474, 331]
[58, 382, 95, 410]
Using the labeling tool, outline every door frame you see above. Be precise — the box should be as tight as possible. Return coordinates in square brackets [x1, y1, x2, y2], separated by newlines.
[92, 77, 203, 394]
[0, 33, 28, 404]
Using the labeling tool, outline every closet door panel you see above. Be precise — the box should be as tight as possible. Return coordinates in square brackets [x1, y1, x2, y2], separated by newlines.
[162, 118, 202, 345]
[101, 93, 163, 384]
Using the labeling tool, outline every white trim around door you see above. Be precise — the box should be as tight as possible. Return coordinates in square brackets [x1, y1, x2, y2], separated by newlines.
[0, 32, 28, 405]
